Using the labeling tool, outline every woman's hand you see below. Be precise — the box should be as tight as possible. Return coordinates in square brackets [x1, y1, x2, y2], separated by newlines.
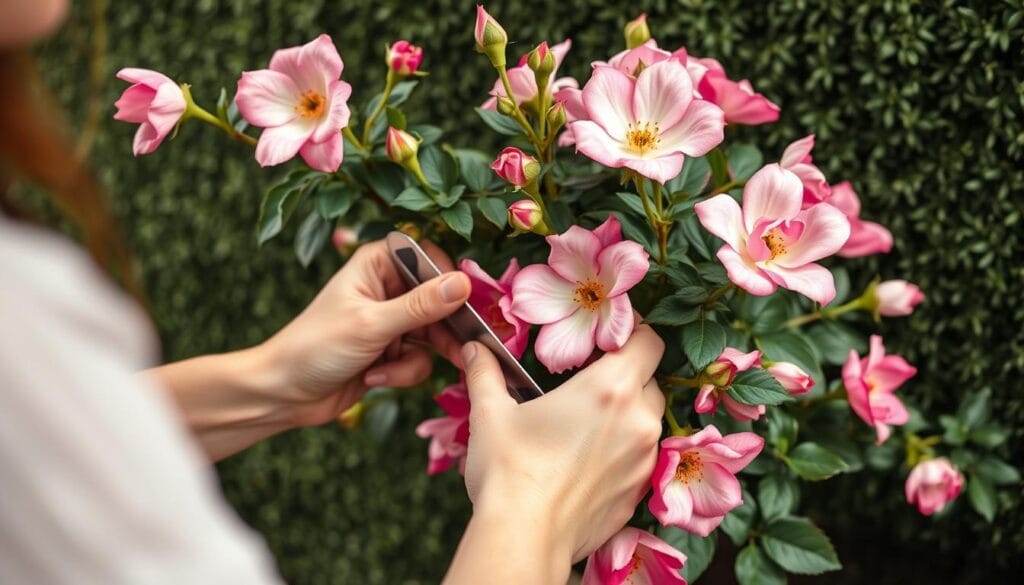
[444, 324, 666, 584]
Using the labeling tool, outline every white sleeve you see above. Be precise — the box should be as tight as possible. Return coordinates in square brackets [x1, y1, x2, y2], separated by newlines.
[0, 219, 285, 585]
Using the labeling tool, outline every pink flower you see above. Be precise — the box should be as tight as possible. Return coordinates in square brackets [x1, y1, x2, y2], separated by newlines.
[552, 86, 586, 146]
[459, 258, 529, 358]
[582, 527, 687, 585]
[649, 426, 764, 536]
[693, 57, 780, 126]
[779, 135, 831, 205]
[875, 280, 925, 317]
[415, 381, 470, 475]
[510, 216, 649, 373]
[481, 39, 578, 110]
[113, 68, 187, 156]
[474, 5, 508, 52]
[905, 458, 964, 516]
[235, 34, 352, 173]
[386, 40, 423, 76]
[842, 335, 916, 444]
[694, 348, 766, 421]
[570, 60, 725, 184]
[827, 181, 894, 258]
[767, 361, 814, 396]
[600, 40, 707, 87]
[694, 164, 851, 305]
[491, 146, 540, 188]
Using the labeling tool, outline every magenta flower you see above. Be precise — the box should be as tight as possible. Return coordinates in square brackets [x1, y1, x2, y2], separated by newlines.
[510, 216, 649, 373]
[694, 164, 851, 305]
[491, 146, 540, 188]
[779, 135, 831, 205]
[905, 458, 964, 516]
[767, 361, 814, 396]
[113, 68, 187, 156]
[570, 60, 725, 184]
[875, 279, 925, 317]
[649, 426, 764, 536]
[235, 34, 352, 173]
[459, 258, 529, 359]
[843, 335, 916, 444]
[694, 348, 766, 421]
[693, 57, 780, 126]
[827, 181, 895, 258]
[581, 527, 687, 585]
[386, 40, 423, 76]
[415, 380, 470, 475]
[481, 39, 578, 110]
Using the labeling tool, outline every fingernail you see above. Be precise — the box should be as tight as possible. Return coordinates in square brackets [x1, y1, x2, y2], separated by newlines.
[440, 273, 468, 303]
[365, 371, 387, 387]
[461, 342, 477, 365]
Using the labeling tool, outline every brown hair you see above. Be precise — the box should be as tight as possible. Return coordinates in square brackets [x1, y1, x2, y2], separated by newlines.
[0, 49, 143, 301]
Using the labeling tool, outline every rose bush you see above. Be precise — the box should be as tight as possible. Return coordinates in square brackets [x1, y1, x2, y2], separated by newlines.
[114, 6, 1018, 583]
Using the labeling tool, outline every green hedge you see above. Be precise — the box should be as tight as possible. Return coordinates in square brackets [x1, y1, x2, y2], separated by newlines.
[37, 0, 1021, 582]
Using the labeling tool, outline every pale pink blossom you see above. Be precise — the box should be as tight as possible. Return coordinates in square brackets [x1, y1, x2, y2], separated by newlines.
[649, 426, 764, 536]
[113, 68, 187, 155]
[415, 381, 470, 475]
[236, 34, 352, 172]
[491, 146, 539, 188]
[510, 216, 649, 373]
[779, 135, 831, 205]
[843, 335, 916, 444]
[581, 527, 687, 585]
[570, 60, 726, 184]
[875, 280, 925, 317]
[767, 361, 814, 396]
[553, 86, 586, 146]
[827, 181, 894, 258]
[693, 57, 780, 126]
[600, 40, 707, 88]
[694, 348, 766, 421]
[905, 458, 964, 516]
[386, 40, 423, 76]
[459, 258, 529, 359]
[481, 39, 578, 110]
[694, 164, 851, 305]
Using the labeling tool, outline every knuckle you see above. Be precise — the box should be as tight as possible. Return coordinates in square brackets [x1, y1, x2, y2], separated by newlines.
[598, 381, 633, 406]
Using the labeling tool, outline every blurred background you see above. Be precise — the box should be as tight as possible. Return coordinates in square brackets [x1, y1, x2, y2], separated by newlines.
[27, 0, 1022, 583]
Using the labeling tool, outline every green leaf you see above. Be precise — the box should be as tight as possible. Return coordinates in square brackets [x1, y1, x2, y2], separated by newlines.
[294, 211, 331, 268]
[760, 517, 841, 575]
[682, 319, 727, 370]
[940, 414, 967, 446]
[784, 442, 849, 480]
[735, 544, 787, 585]
[729, 144, 764, 181]
[729, 369, 793, 406]
[436, 184, 466, 208]
[646, 294, 702, 326]
[477, 197, 508, 229]
[454, 148, 497, 192]
[392, 187, 436, 212]
[680, 214, 714, 260]
[720, 488, 757, 546]
[409, 124, 443, 145]
[314, 183, 358, 219]
[743, 294, 790, 335]
[968, 475, 997, 522]
[256, 171, 319, 245]
[475, 107, 522, 135]
[355, 162, 406, 203]
[662, 263, 703, 288]
[975, 457, 1021, 485]
[615, 191, 649, 219]
[805, 320, 866, 366]
[363, 80, 418, 118]
[665, 155, 711, 196]
[385, 106, 407, 130]
[658, 527, 716, 583]
[441, 201, 473, 241]
[766, 407, 799, 454]
[958, 388, 991, 429]
[707, 148, 730, 186]
[970, 424, 1010, 448]
[756, 330, 824, 392]
[758, 474, 800, 521]
[420, 146, 458, 192]
[363, 399, 399, 443]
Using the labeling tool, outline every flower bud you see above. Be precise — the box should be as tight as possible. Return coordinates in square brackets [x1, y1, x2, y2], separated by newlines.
[331, 226, 359, 256]
[385, 126, 419, 165]
[874, 279, 925, 317]
[491, 146, 540, 189]
[905, 458, 963, 516]
[474, 5, 508, 67]
[496, 95, 517, 117]
[546, 101, 567, 132]
[702, 359, 736, 388]
[508, 199, 550, 234]
[396, 222, 422, 240]
[386, 40, 424, 76]
[527, 42, 556, 79]
[624, 13, 651, 49]
[767, 361, 814, 396]
[338, 401, 365, 430]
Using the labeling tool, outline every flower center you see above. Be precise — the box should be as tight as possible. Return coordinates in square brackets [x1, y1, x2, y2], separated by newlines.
[626, 121, 660, 155]
[625, 553, 644, 581]
[573, 280, 605, 311]
[674, 451, 703, 484]
[483, 301, 513, 339]
[761, 227, 788, 260]
[295, 90, 326, 119]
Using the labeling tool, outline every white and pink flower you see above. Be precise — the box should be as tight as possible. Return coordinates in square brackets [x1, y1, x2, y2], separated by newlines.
[415, 380, 470, 475]
[694, 57, 780, 126]
[842, 335, 916, 444]
[695, 348, 766, 421]
[779, 135, 831, 205]
[113, 68, 187, 155]
[694, 164, 851, 305]
[905, 458, 964, 516]
[459, 258, 529, 359]
[236, 34, 352, 173]
[874, 279, 925, 317]
[581, 527, 688, 585]
[481, 39, 578, 111]
[510, 216, 649, 373]
[569, 60, 725, 184]
[767, 361, 814, 396]
[649, 426, 764, 536]
[599, 40, 707, 88]
[827, 181, 895, 258]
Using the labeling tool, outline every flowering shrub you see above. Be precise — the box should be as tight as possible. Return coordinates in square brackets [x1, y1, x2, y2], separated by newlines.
[114, 6, 1018, 583]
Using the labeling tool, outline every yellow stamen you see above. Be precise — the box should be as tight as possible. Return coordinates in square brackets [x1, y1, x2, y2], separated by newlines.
[626, 121, 660, 155]
[674, 451, 703, 484]
[573, 280, 605, 311]
[295, 90, 326, 119]
[762, 227, 788, 260]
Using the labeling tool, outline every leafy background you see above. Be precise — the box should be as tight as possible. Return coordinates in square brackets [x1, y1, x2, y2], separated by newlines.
[32, 0, 1022, 582]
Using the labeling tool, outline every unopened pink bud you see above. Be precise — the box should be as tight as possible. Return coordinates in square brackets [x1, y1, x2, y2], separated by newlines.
[767, 361, 814, 396]
[875, 280, 925, 317]
[491, 146, 540, 188]
[386, 40, 423, 76]
[385, 126, 419, 165]
[474, 5, 508, 67]
[508, 199, 548, 233]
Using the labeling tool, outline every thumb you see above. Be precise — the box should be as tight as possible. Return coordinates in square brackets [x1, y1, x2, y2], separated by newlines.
[462, 342, 515, 414]
[375, 272, 471, 339]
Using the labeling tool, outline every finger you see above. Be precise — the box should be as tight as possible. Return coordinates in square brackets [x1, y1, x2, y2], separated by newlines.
[592, 323, 665, 385]
[461, 342, 515, 414]
[372, 271, 472, 339]
[429, 323, 465, 368]
[363, 344, 433, 388]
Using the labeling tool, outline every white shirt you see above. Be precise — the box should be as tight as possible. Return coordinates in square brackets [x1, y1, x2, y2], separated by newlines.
[0, 216, 283, 584]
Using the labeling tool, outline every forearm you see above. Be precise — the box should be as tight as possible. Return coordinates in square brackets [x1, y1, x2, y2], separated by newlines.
[143, 344, 296, 461]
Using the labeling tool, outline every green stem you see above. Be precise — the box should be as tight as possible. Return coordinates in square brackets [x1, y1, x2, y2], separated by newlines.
[497, 66, 542, 145]
[362, 70, 397, 145]
[785, 297, 867, 328]
[633, 176, 660, 237]
[800, 384, 847, 408]
[664, 400, 685, 436]
[343, 126, 368, 153]
[709, 179, 746, 196]
[704, 283, 734, 308]
[652, 182, 668, 265]
[181, 85, 257, 146]
[665, 375, 702, 388]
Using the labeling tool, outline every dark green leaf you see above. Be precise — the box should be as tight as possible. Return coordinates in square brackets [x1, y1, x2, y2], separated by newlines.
[805, 320, 866, 366]
[477, 197, 508, 229]
[392, 187, 436, 211]
[958, 388, 991, 429]
[680, 214, 715, 260]
[761, 517, 841, 574]
[968, 475, 997, 522]
[756, 330, 824, 392]
[940, 414, 967, 446]
[256, 171, 318, 245]
[409, 124, 443, 145]
[970, 424, 1010, 448]
[658, 527, 716, 583]
[646, 294, 702, 326]
[682, 319, 727, 370]
[385, 106, 407, 130]
[363, 399, 399, 443]
[315, 183, 358, 219]
[611, 211, 657, 253]
[976, 457, 1021, 485]
[736, 544, 786, 585]
[743, 294, 791, 335]
[420, 146, 458, 192]
[441, 201, 473, 241]
[663, 263, 703, 288]
[767, 407, 799, 454]
[436, 185, 466, 208]
[454, 148, 497, 192]
[729, 144, 764, 181]
[615, 191, 649, 219]
[364, 80, 418, 117]
[720, 488, 757, 546]
[707, 148, 730, 186]
[358, 162, 406, 203]
[475, 107, 522, 135]
[758, 474, 800, 521]
[784, 442, 849, 480]
[729, 369, 793, 406]
[665, 155, 711, 196]
[294, 211, 331, 268]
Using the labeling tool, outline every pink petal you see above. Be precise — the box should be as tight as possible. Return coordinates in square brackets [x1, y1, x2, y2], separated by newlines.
[622, 154, 687, 185]
[774, 202, 850, 267]
[113, 84, 155, 123]
[554, 87, 587, 121]
[842, 351, 874, 427]
[869, 355, 917, 394]
[839, 219, 893, 258]
[535, 309, 598, 373]
[310, 79, 352, 143]
[145, 82, 187, 137]
[276, 34, 343, 93]
[116, 67, 174, 89]
[254, 120, 315, 167]
[460, 259, 504, 296]
[719, 348, 761, 371]
[694, 384, 720, 413]
[715, 432, 765, 473]
[492, 66, 538, 105]
[480, 96, 497, 110]
[592, 215, 623, 247]
[827, 181, 860, 217]
[689, 461, 743, 517]
[131, 121, 163, 156]
[716, 246, 777, 296]
[635, 531, 688, 573]
[549, 38, 573, 72]
[764, 262, 836, 306]
[865, 334, 886, 371]
[632, 60, 693, 130]
[871, 391, 910, 426]
[582, 65, 634, 141]
[236, 69, 301, 128]
[741, 164, 803, 231]
[675, 513, 725, 538]
[298, 131, 344, 172]
[497, 258, 521, 287]
[789, 162, 831, 204]
[546, 225, 602, 282]
[597, 240, 649, 297]
[780, 135, 815, 168]
[607, 40, 672, 74]
[722, 396, 765, 421]
[658, 99, 726, 157]
[498, 295, 530, 359]
[584, 528, 642, 583]
[595, 294, 634, 352]
[699, 71, 780, 125]
[695, 194, 747, 252]
[509, 264, 578, 324]
[571, 120, 629, 168]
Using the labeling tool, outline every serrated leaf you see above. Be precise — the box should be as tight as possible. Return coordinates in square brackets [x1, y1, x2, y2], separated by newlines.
[420, 146, 458, 192]
[683, 319, 727, 370]
[665, 155, 711, 196]
[256, 171, 319, 245]
[441, 201, 473, 241]
[729, 369, 793, 406]
[475, 107, 522, 135]
[975, 457, 1021, 485]
[646, 296, 702, 326]
[743, 293, 790, 335]
[363, 399, 399, 443]
[294, 210, 331, 268]
[968, 475, 997, 522]
[658, 527, 717, 583]
[760, 517, 841, 575]
[720, 488, 757, 546]
[736, 544, 786, 585]
[758, 474, 800, 521]
[477, 197, 508, 229]
[314, 183, 358, 219]
[436, 184, 466, 208]
[392, 187, 436, 211]
[454, 148, 497, 192]
[729, 144, 764, 181]
[784, 442, 849, 480]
